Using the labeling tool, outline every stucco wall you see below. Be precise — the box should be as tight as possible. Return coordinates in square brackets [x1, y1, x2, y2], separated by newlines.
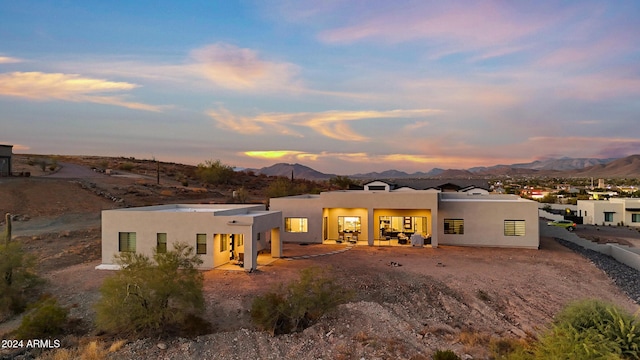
[101, 205, 281, 270]
[578, 200, 624, 226]
[438, 195, 539, 249]
[270, 195, 324, 243]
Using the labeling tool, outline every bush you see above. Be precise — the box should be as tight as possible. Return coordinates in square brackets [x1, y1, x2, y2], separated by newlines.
[14, 297, 68, 339]
[196, 159, 234, 185]
[251, 267, 352, 335]
[118, 162, 135, 171]
[433, 349, 460, 360]
[95, 242, 206, 337]
[500, 299, 640, 359]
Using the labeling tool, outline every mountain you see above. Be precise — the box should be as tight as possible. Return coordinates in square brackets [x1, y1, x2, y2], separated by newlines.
[469, 157, 616, 173]
[570, 155, 640, 177]
[248, 163, 336, 181]
[249, 156, 635, 181]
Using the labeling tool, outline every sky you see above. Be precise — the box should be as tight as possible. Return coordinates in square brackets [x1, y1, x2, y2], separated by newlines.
[1, 1, 640, 175]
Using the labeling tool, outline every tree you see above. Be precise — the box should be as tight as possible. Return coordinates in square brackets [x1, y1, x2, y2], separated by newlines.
[195, 159, 235, 185]
[95, 242, 205, 337]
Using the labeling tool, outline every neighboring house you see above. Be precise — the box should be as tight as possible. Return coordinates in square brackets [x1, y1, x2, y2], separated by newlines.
[0, 144, 12, 177]
[270, 180, 539, 249]
[99, 204, 282, 271]
[577, 198, 640, 226]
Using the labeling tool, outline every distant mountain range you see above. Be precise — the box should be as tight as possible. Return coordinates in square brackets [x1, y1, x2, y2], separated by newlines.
[246, 155, 640, 181]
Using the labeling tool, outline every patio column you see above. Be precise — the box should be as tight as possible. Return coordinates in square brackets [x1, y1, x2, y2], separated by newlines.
[431, 210, 438, 248]
[367, 207, 375, 246]
[243, 228, 257, 271]
[271, 227, 281, 258]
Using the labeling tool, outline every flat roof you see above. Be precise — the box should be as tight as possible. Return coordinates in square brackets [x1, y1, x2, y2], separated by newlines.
[112, 204, 262, 212]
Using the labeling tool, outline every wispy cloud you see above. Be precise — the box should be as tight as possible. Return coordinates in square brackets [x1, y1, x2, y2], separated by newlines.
[190, 43, 301, 91]
[0, 56, 22, 64]
[317, 2, 548, 53]
[207, 107, 441, 141]
[0, 71, 164, 111]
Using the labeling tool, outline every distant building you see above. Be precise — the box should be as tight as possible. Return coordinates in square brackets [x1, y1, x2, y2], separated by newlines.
[578, 198, 640, 227]
[0, 144, 12, 177]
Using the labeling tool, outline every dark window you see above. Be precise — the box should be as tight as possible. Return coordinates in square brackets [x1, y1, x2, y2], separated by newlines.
[118, 232, 136, 252]
[196, 234, 207, 254]
[604, 212, 614, 222]
[157, 233, 167, 253]
[632, 214, 640, 223]
[444, 219, 464, 234]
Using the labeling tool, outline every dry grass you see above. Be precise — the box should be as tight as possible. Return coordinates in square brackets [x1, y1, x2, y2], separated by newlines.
[39, 340, 125, 360]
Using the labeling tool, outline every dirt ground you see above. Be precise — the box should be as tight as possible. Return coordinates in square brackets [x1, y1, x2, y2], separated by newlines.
[1, 156, 640, 359]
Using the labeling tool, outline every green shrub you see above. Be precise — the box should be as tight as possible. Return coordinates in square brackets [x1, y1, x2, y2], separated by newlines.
[534, 299, 640, 359]
[14, 297, 68, 339]
[500, 299, 640, 360]
[95, 242, 205, 337]
[433, 349, 460, 360]
[251, 267, 352, 335]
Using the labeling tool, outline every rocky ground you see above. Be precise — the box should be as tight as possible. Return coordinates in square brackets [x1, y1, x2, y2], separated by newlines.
[1, 156, 639, 359]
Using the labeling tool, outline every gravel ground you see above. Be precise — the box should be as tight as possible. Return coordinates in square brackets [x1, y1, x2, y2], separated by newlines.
[554, 237, 640, 303]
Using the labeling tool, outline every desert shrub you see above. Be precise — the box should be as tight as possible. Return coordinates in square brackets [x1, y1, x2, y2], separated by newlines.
[535, 299, 639, 359]
[501, 299, 640, 359]
[95, 242, 205, 337]
[118, 162, 135, 171]
[266, 177, 311, 198]
[251, 266, 352, 335]
[433, 349, 460, 360]
[234, 187, 249, 203]
[13, 297, 68, 339]
[0, 240, 41, 318]
[196, 159, 234, 185]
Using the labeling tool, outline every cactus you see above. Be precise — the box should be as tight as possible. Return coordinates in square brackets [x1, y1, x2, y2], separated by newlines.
[4, 213, 11, 245]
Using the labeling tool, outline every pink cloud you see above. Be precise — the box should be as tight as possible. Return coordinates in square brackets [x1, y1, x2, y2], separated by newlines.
[190, 43, 301, 91]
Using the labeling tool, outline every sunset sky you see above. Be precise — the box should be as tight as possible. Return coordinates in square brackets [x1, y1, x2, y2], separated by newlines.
[1, 1, 639, 174]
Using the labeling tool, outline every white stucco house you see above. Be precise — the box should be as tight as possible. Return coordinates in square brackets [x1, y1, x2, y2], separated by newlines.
[269, 180, 540, 249]
[99, 204, 282, 271]
[578, 198, 640, 226]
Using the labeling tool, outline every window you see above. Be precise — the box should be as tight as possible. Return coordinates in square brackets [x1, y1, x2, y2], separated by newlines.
[196, 234, 206, 254]
[604, 212, 614, 222]
[220, 234, 228, 252]
[504, 220, 525, 236]
[236, 234, 244, 246]
[338, 216, 361, 233]
[444, 219, 464, 234]
[632, 214, 640, 223]
[157, 233, 167, 253]
[367, 185, 386, 191]
[285, 217, 308, 232]
[118, 232, 136, 252]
